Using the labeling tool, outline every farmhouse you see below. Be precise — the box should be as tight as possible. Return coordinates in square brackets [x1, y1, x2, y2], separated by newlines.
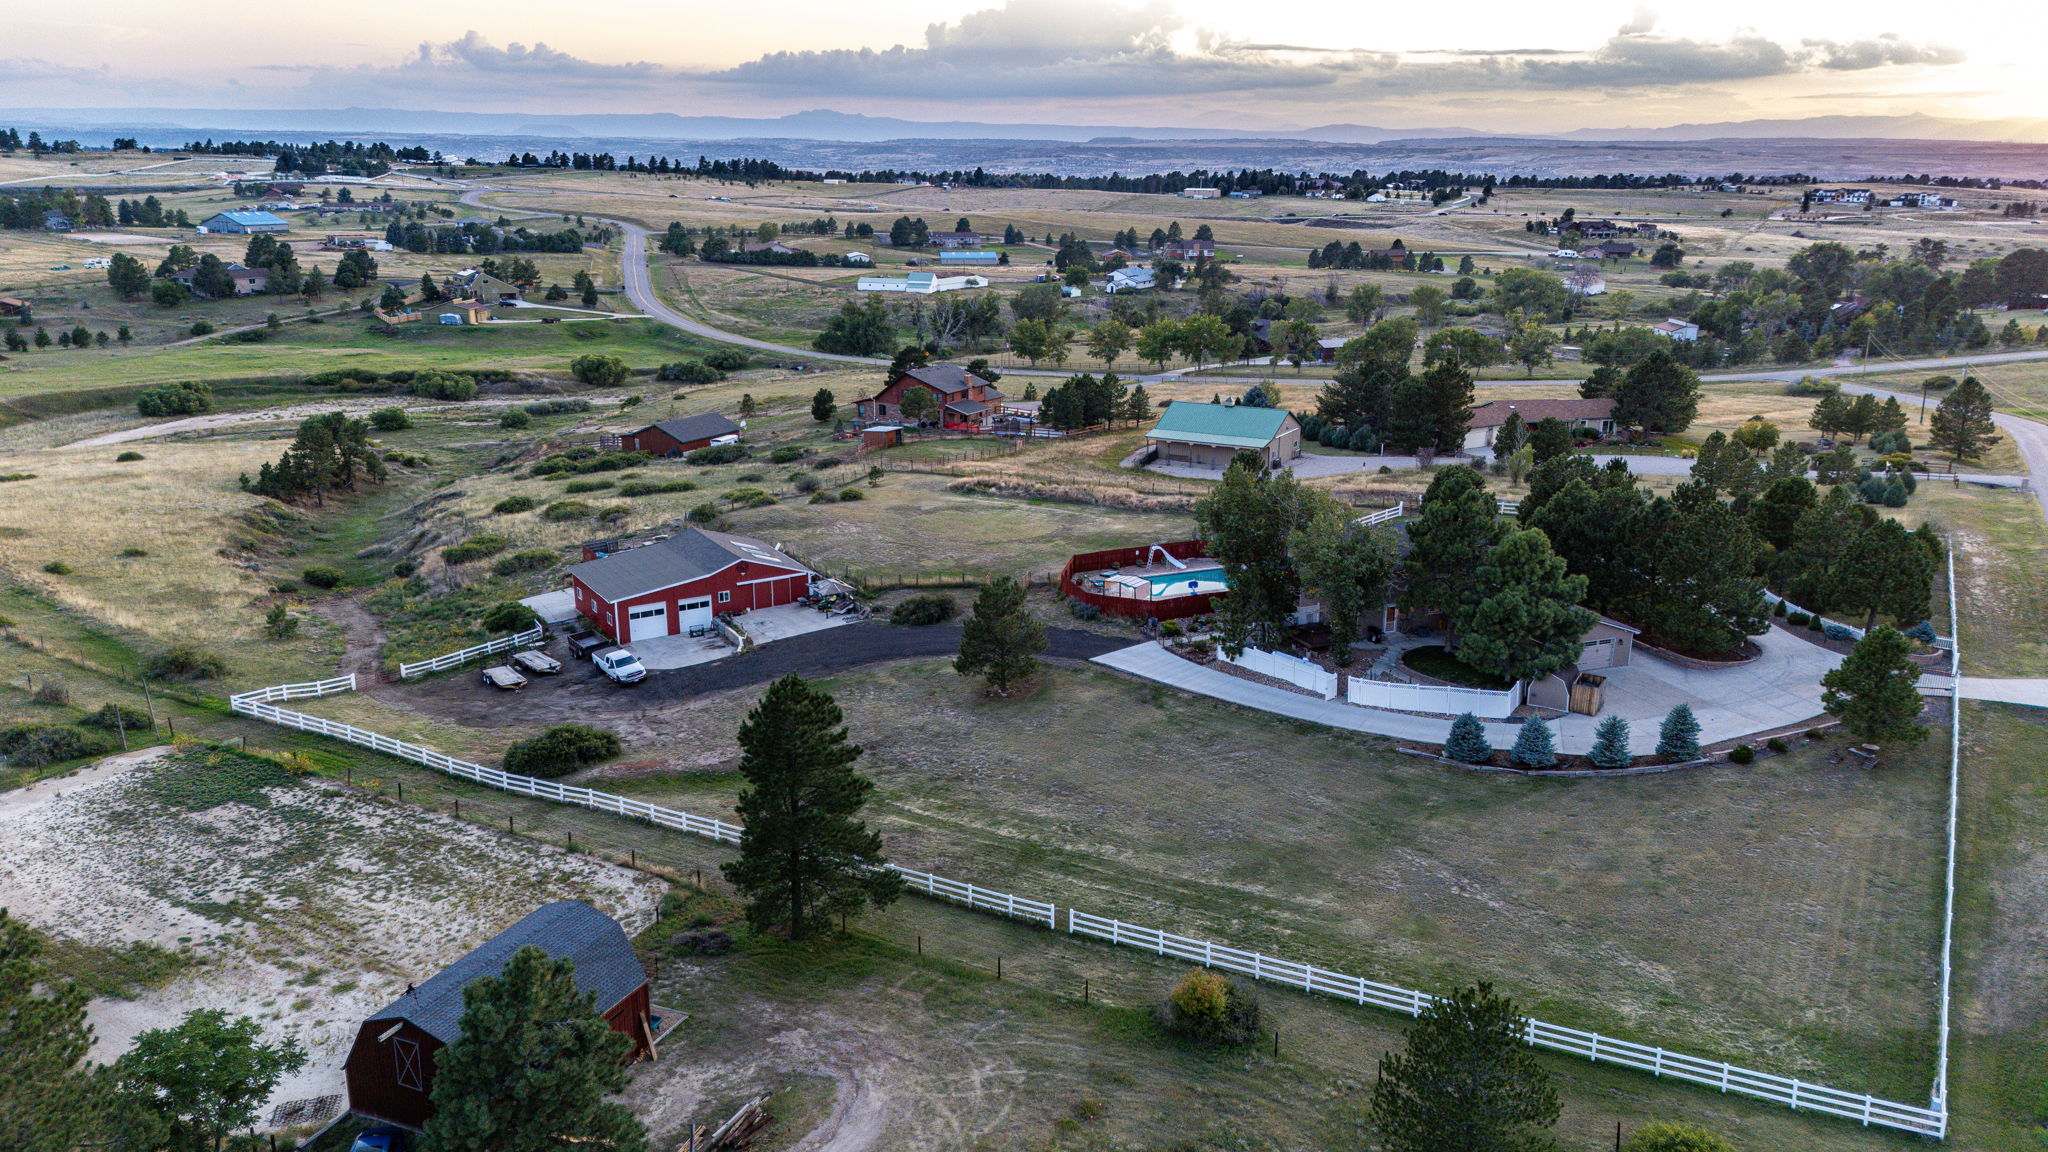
[1105, 267, 1156, 293]
[925, 230, 985, 248]
[1652, 318, 1701, 342]
[1462, 397, 1616, 453]
[741, 240, 799, 256]
[616, 412, 742, 457]
[568, 527, 812, 641]
[448, 267, 522, 304]
[855, 271, 988, 294]
[1146, 402, 1302, 470]
[344, 901, 653, 1130]
[1159, 238, 1215, 260]
[854, 363, 1004, 428]
[324, 233, 393, 252]
[199, 210, 288, 234]
[0, 298, 28, 317]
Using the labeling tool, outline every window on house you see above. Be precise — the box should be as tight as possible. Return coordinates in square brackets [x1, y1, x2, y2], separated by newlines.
[717, 591, 731, 603]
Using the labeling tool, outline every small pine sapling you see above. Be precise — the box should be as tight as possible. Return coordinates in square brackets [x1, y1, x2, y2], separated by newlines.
[1444, 713, 1492, 763]
[1509, 715, 1556, 769]
[1587, 715, 1632, 769]
[1655, 703, 1701, 763]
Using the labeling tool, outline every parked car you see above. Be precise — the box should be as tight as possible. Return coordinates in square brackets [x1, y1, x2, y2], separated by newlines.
[350, 1128, 407, 1152]
[566, 629, 610, 660]
[592, 647, 646, 684]
[511, 649, 562, 675]
[481, 665, 528, 690]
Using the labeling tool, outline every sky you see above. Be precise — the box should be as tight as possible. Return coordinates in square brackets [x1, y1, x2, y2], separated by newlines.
[1, 0, 2038, 133]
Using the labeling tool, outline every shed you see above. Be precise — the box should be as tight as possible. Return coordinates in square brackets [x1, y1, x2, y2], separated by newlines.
[199, 210, 289, 234]
[862, 424, 904, 450]
[568, 527, 811, 642]
[619, 412, 743, 457]
[343, 901, 652, 1131]
[1144, 402, 1301, 470]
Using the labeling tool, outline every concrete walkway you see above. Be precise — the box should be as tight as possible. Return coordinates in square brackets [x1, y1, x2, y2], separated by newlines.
[1094, 624, 1842, 755]
[1920, 676, 2048, 707]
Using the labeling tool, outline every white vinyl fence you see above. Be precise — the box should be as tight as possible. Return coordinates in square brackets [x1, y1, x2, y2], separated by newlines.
[398, 625, 546, 679]
[1347, 675, 1524, 719]
[1220, 646, 1337, 699]
[227, 675, 1944, 1138]
[1356, 502, 1405, 527]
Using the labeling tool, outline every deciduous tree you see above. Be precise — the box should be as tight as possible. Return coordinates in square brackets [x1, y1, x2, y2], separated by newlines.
[113, 1009, 305, 1152]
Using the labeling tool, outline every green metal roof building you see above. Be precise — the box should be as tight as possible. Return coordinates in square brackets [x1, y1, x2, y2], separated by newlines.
[1144, 401, 1302, 470]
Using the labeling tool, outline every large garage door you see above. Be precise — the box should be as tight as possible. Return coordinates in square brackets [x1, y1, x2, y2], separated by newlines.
[1578, 638, 1616, 670]
[627, 604, 669, 642]
[677, 598, 714, 634]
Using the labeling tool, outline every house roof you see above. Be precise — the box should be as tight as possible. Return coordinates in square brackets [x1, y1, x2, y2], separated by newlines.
[207, 210, 287, 227]
[898, 363, 984, 395]
[1467, 397, 1615, 428]
[944, 398, 990, 416]
[1651, 319, 1696, 334]
[1147, 401, 1293, 449]
[568, 527, 807, 603]
[638, 412, 741, 446]
[363, 901, 644, 1046]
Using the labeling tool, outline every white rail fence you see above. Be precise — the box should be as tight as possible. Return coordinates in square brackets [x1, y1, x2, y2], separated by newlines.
[397, 625, 546, 679]
[1347, 675, 1524, 719]
[1221, 646, 1337, 699]
[1356, 502, 1405, 527]
[227, 675, 1945, 1138]
[1932, 548, 1960, 1114]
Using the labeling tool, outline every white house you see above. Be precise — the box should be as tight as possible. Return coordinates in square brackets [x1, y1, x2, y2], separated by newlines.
[844, 251, 872, 265]
[856, 271, 988, 295]
[1652, 318, 1700, 342]
[1178, 187, 1222, 199]
[1105, 267, 1156, 293]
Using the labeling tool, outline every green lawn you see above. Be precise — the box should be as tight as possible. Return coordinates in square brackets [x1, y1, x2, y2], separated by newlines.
[1401, 643, 1516, 688]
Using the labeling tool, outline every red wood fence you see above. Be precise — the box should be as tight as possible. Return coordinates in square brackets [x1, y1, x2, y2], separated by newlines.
[1058, 539, 1223, 621]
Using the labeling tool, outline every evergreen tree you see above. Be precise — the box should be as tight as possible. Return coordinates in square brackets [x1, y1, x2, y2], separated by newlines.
[1368, 983, 1560, 1152]
[1611, 350, 1701, 435]
[1455, 527, 1594, 684]
[1928, 375, 1998, 461]
[1400, 466, 1503, 625]
[1526, 416, 1574, 463]
[1838, 517, 1936, 631]
[1510, 716, 1557, 769]
[104, 251, 150, 299]
[0, 909, 128, 1152]
[1587, 715, 1632, 768]
[720, 675, 903, 937]
[1444, 713, 1492, 763]
[810, 388, 835, 422]
[953, 576, 1048, 696]
[419, 947, 646, 1152]
[1821, 626, 1930, 745]
[1655, 703, 1701, 762]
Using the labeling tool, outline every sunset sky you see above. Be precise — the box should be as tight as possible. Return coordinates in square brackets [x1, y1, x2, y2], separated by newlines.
[1, 0, 2034, 132]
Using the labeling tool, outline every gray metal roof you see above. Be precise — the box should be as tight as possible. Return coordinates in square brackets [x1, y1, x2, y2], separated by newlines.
[641, 412, 740, 445]
[568, 527, 807, 603]
[901, 364, 979, 394]
[364, 901, 644, 1045]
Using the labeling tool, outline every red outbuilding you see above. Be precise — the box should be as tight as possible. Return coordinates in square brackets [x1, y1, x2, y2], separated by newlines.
[568, 527, 813, 642]
[617, 412, 743, 457]
[343, 901, 653, 1131]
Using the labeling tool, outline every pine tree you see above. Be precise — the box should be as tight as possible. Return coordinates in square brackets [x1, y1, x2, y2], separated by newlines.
[419, 947, 646, 1152]
[1655, 703, 1701, 762]
[1399, 466, 1503, 625]
[1821, 626, 1929, 745]
[1587, 715, 1633, 768]
[954, 576, 1048, 695]
[720, 675, 903, 937]
[1, 909, 127, 1152]
[1509, 716, 1556, 769]
[1444, 713, 1492, 763]
[1928, 375, 1998, 461]
[1369, 982, 1560, 1152]
[1454, 527, 1594, 684]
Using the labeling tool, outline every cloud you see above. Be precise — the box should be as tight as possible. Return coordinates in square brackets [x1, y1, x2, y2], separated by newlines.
[0, 56, 104, 83]
[1806, 34, 1964, 71]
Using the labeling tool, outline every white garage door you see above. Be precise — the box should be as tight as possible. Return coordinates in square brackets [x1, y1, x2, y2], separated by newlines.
[627, 604, 669, 642]
[1579, 638, 1616, 670]
[677, 598, 715, 633]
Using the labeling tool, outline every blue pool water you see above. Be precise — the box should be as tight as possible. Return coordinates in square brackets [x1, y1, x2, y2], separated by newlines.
[1147, 567, 1226, 591]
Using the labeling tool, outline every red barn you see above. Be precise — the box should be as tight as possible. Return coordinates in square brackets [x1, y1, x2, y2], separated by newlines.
[568, 527, 812, 642]
[618, 412, 742, 457]
[343, 901, 653, 1131]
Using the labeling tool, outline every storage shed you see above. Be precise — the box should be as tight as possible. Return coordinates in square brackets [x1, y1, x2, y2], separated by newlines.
[618, 413, 742, 457]
[343, 901, 652, 1130]
[568, 527, 811, 642]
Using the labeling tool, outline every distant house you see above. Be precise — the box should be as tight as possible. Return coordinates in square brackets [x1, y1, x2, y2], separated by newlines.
[844, 251, 872, 265]
[740, 240, 798, 256]
[855, 271, 986, 294]
[855, 363, 1003, 429]
[225, 266, 270, 296]
[1145, 402, 1301, 470]
[570, 527, 812, 640]
[1651, 318, 1700, 342]
[1634, 222, 1662, 234]
[1573, 220, 1620, 239]
[936, 250, 1001, 266]
[925, 231, 985, 249]
[324, 233, 393, 252]
[1178, 187, 1222, 199]
[1829, 295, 1876, 325]
[264, 182, 305, 198]
[41, 210, 71, 232]
[1716, 182, 1745, 194]
[1227, 189, 1263, 198]
[198, 210, 288, 234]
[1159, 238, 1215, 260]
[448, 267, 522, 304]
[0, 298, 26, 317]
[344, 902, 653, 1131]
[617, 412, 742, 457]
[1463, 397, 1616, 453]
[1310, 336, 1348, 364]
[1105, 267, 1156, 293]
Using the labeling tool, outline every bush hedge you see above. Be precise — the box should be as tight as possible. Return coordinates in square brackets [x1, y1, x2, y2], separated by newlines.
[890, 594, 955, 626]
[502, 723, 621, 779]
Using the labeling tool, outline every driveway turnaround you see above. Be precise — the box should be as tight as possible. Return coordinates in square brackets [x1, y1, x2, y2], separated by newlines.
[1093, 623, 1843, 755]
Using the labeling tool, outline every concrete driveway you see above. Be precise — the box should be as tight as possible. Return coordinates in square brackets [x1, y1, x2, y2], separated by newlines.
[733, 604, 857, 645]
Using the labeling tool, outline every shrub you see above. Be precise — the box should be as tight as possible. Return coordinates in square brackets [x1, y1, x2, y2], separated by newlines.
[1785, 611, 1810, 627]
[890, 594, 956, 626]
[1155, 970, 1261, 1046]
[770, 446, 808, 464]
[686, 443, 749, 466]
[118, 548, 148, 558]
[657, 359, 721, 385]
[670, 928, 733, 955]
[441, 535, 510, 565]
[1655, 703, 1700, 763]
[523, 398, 592, 416]
[792, 474, 822, 494]
[811, 456, 841, 471]
[390, 560, 419, 578]
[569, 354, 630, 386]
[492, 550, 557, 577]
[499, 409, 531, 429]
[807, 491, 838, 504]
[563, 479, 615, 494]
[1621, 1121, 1736, 1152]
[301, 566, 345, 589]
[81, 703, 153, 733]
[41, 561, 72, 575]
[1904, 620, 1938, 643]
[703, 348, 750, 372]
[1159, 621, 1183, 638]
[1587, 715, 1632, 769]
[1727, 744, 1756, 764]
[617, 480, 696, 497]
[32, 680, 70, 706]
[1444, 713, 1492, 763]
[271, 580, 299, 594]
[264, 602, 299, 639]
[501, 723, 621, 779]
[1068, 600, 1101, 621]
[723, 487, 768, 505]
[1771, 599, 1787, 617]
[541, 500, 595, 521]
[687, 503, 720, 524]
[409, 370, 477, 401]
[493, 495, 537, 514]
[136, 381, 214, 418]
[1767, 736, 1789, 753]
[0, 723, 111, 767]
[480, 601, 539, 634]
[115, 450, 145, 462]
[1807, 727, 1827, 740]
[368, 407, 411, 431]
[1823, 622, 1857, 642]
[145, 644, 226, 681]
[1510, 715, 1557, 769]
[187, 320, 215, 337]
[838, 487, 864, 501]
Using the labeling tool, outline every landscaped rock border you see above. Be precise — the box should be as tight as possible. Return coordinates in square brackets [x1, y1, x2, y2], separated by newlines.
[1630, 635, 1762, 670]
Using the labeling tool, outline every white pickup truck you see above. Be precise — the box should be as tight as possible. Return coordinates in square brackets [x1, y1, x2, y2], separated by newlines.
[592, 647, 647, 685]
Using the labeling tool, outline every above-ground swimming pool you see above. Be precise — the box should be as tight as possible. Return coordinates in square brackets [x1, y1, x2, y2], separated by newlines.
[1145, 567, 1227, 596]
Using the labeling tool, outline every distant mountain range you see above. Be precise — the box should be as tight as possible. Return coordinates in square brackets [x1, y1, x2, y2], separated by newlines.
[9, 105, 2048, 147]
